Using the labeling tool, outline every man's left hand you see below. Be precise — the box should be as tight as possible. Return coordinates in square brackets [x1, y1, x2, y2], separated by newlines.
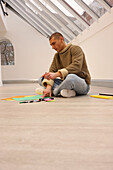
[43, 72, 57, 80]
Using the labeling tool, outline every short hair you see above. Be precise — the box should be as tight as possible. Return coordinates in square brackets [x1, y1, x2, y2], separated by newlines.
[49, 32, 64, 41]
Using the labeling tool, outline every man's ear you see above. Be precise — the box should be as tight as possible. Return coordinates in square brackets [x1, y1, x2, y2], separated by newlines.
[60, 36, 64, 41]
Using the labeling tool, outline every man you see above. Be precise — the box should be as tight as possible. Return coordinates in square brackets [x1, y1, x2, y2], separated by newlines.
[36, 32, 91, 98]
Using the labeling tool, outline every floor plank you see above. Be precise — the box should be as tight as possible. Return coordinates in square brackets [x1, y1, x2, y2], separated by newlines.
[0, 84, 113, 170]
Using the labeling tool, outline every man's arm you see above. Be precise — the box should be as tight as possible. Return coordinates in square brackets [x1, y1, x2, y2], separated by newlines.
[42, 72, 62, 97]
[43, 84, 52, 98]
[65, 46, 83, 74]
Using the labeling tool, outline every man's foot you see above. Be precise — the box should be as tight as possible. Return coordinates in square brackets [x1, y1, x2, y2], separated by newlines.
[60, 89, 76, 98]
[35, 87, 44, 95]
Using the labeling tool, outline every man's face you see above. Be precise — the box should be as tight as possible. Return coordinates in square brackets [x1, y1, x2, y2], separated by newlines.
[50, 36, 63, 52]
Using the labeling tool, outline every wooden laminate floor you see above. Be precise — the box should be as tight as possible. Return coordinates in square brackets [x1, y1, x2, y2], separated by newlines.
[0, 83, 113, 170]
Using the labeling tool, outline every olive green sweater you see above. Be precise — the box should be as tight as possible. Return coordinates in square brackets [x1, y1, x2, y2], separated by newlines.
[42, 43, 91, 87]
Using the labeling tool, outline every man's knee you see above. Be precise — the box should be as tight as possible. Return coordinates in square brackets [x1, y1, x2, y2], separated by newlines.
[66, 74, 77, 80]
[66, 74, 86, 87]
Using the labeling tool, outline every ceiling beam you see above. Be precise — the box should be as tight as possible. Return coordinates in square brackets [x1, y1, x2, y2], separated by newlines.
[32, 0, 76, 38]
[17, 0, 53, 34]
[57, 0, 89, 28]
[45, 0, 82, 33]
[24, 0, 72, 41]
[6, 0, 49, 37]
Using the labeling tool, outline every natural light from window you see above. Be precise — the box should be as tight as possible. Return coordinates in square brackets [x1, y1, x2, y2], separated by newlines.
[28, 0, 94, 17]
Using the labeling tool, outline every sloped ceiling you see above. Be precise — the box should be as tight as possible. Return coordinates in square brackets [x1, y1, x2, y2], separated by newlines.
[2, 0, 113, 42]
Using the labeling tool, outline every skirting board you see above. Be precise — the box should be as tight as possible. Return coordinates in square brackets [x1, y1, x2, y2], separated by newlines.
[91, 79, 113, 88]
[2, 79, 39, 84]
[2, 79, 113, 88]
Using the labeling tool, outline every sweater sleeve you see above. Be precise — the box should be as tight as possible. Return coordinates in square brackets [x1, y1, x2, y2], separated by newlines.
[49, 54, 58, 72]
[58, 68, 68, 80]
[42, 79, 54, 87]
[65, 46, 83, 74]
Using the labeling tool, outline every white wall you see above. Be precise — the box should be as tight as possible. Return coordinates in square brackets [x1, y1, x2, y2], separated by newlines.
[0, 3, 7, 86]
[72, 7, 113, 80]
[0, 51, 2, 86]
[0, 9, 55, 81]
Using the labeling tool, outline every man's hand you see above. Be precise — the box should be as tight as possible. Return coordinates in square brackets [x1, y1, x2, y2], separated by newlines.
[42, 72, 62, 80]
[43, 85, 52, 98]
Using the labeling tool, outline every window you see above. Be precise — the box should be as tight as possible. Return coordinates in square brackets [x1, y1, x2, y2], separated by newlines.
[0, 39, 14, 65]
[82, 0, 107, 17]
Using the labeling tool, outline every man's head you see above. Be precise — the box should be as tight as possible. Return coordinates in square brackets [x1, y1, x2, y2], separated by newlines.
[49, 32, 66, 52]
